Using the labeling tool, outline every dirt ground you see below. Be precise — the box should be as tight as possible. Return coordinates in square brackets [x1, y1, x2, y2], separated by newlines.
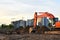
[0, 34, 60, 40]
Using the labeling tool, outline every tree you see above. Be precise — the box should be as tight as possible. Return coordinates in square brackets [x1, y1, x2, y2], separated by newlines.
[0, 24, 14, 29]
[1, 24, 8, 28]
[8, 24, 14, 29]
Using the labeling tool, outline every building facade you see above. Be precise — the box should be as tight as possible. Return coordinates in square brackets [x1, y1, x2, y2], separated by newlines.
[26, 19, 34, 27]
[11, 20, 26, 28]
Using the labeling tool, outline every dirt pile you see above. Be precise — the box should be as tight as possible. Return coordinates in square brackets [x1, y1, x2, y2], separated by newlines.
[7, 34, 60, 40]
[0, 34, 60, 40]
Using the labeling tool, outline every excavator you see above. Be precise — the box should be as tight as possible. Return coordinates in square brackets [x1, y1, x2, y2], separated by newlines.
[29, 12, 60, 34]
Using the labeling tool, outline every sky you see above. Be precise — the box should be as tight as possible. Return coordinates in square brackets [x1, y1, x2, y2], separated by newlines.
[0, 0, 60, 24]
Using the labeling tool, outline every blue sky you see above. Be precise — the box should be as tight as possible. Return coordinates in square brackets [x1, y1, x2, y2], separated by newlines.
[0, 0, 60, 24]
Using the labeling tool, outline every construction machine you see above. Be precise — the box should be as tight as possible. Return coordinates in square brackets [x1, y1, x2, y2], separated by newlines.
[29, 12, 60, 34]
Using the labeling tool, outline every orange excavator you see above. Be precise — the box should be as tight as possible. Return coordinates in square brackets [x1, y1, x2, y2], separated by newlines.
[32, 12, 60, 34]
[34, 12, 54, 28]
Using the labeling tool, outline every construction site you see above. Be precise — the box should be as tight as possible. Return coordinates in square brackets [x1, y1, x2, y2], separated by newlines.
[11, 12, 60, 34]
[0, 0, 60, 40]
[0, 12, 60, 40]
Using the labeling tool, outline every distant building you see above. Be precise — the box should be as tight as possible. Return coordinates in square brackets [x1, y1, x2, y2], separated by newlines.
[11, 20, 26, 28]
[26, 19, 34, 27]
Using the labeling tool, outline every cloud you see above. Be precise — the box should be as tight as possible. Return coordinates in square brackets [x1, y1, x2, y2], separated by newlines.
[0, 0, 60, 24]
[0, 17, 11, 24]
